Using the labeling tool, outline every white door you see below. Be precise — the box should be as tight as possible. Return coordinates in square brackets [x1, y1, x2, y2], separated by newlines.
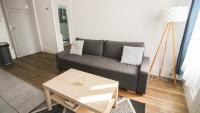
[34, 0, 57, 53]
[2, 0, 41, 57]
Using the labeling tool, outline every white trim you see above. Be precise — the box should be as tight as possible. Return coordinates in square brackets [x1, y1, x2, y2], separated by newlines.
[67, 0, 75, 44]
[50, 0, 64, 52]
[32, 0, 43, 51]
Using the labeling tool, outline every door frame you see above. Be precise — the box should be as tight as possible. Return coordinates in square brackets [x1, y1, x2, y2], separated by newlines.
[1, 0, 41, 58]
[0, 0, 17, 58]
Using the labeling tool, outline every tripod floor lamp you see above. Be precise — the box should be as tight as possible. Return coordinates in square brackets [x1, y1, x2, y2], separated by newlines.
[148, 7, 189, 85]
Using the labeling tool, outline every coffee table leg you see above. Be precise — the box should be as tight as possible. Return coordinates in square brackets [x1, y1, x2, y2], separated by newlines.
[113, 88, 118, 108]
[44, 87, 52, 111]
[62, 108, 66, 113]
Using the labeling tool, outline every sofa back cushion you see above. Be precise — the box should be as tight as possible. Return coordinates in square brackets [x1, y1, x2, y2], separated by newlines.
[103, 40, 144, 59]
[76, 38, 104, 56]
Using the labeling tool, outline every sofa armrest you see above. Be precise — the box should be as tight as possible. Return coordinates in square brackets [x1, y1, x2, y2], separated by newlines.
[56, 45, 71, 57]
[56, 45, 71, 71]
[137, 56, 150, 94]
[56, 51, 65, 71]
[64, 44, 71, 54]
[140, 57, 150, 73]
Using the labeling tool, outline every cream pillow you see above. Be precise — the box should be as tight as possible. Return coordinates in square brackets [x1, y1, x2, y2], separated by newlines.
[121, 46, 144, 65]
[70, 41, 84, 55]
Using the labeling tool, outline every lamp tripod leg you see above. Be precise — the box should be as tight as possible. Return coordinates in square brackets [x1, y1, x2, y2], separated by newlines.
[159, 23, 171, 79]
[148, 23, 170, 82]
[172, 22, 177, 85]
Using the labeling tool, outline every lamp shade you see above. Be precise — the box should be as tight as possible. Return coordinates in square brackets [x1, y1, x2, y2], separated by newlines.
[162, 6, 189, 22]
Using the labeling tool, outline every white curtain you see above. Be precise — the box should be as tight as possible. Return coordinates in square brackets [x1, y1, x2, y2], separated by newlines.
[181, 10, 200, 96]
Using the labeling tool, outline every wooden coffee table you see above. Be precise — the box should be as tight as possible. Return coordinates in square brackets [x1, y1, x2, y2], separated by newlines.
[43, 69, 119, 113]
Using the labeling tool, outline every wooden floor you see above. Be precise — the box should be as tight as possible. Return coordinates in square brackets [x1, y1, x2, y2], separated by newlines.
[1, 52, 188, 113]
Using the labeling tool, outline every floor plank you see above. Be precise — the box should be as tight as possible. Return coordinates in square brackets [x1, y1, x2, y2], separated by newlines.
[0, 52, 188, 113]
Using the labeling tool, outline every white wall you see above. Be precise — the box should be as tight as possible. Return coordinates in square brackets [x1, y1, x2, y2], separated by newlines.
[69, 0, 190, 77]
[0, 3, 16, 59]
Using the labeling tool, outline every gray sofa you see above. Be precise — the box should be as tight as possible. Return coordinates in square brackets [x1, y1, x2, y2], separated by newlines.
[56, 39, 150, 94]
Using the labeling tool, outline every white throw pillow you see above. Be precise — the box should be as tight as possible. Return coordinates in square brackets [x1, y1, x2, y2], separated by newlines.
[70, 41, 84, 55]
[121, 46, 144, 65]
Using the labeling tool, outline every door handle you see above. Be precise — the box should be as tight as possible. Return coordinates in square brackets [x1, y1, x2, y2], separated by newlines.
[9, 25, 12, 31]
[9, 25, 16, 31]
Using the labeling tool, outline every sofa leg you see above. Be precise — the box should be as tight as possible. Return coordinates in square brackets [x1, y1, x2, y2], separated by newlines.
[127, 90, 136, 94]
[127, 90, 144, 96]
[136, 93, 144, 96]
[58, 67, 62, 73]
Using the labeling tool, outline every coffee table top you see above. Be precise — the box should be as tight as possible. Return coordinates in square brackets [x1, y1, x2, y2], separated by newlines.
[43, 69, 119, 113]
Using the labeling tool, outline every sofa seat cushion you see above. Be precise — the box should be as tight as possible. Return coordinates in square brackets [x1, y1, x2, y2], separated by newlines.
[59, 54, 139, 82]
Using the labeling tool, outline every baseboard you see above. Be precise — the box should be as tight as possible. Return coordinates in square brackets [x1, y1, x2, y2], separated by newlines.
[150, 66, 182, 80]
[42, 47, 57, 54]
